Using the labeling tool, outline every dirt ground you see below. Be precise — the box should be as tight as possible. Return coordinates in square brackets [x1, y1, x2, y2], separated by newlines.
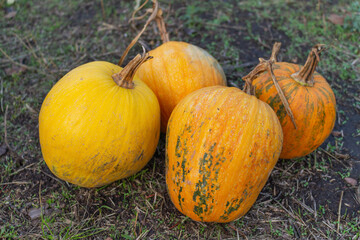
[1, 0, 359, 239]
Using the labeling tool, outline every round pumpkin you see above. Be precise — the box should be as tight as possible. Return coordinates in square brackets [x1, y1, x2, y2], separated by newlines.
[136, 41, 227, 132]
[165, 86, 283, 222]
[118, 2, 227, 132]
[39, 55, 160, 188]
[244, 44, 336, 159]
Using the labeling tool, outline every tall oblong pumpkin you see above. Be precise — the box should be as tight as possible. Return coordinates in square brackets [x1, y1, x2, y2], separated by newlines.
[243, 43, 336, 159]
[122, 1, 226, 132]
[39, 53, 160, 188]
[166, 86, 283, 222]
[137, 41, 227, 132]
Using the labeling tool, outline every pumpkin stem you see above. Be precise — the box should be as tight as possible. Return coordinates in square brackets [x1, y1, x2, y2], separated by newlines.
[269, 42, 281, 62]
[155, 7, 170, 43]
[243, 62, 266, 95]
[113, 46, 152, 89]
[118, 0, 159, 66]
[242, 42, 297, 129]
[243, 42, 281, 94]
[291, 44, 325, 86]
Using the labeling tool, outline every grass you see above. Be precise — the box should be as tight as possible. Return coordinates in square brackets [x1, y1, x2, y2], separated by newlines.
[1, 0, 360, 239]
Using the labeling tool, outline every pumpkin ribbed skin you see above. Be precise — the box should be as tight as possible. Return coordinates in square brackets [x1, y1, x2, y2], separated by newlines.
[136, 41, 227, 132]
[39, 61, 160, 188]
[251, 62, 336, 159]
[165, 86, 283, 222]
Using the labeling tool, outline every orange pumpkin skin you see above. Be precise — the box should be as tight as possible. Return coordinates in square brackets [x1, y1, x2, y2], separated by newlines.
[165, 86, 283, 222]
[136, 41, 227, 132]
[251, 62, 336, 159]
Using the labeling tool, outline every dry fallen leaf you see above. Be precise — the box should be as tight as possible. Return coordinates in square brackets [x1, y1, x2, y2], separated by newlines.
[344, 177, 357, 186]
[291, 57, 298, 63]
[64, 219, 74, 225]
[335, 152, 350, 159]
[0, 144, 7, 157]
[28, 205, 51, 220]
[332, 130, 343, 137]
[5, 65, 27, 76]
[4, 11, 17, 19]
[328, 14, 345, 25]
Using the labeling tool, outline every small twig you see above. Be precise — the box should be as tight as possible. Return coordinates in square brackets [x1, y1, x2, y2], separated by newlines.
[169, 221, 180, 230]
[100, 0, 106, 19]
[228, 224, 248, 240]
[337, 191, 344, 233]
[0, 47, 37, 72]
[238, 61, 259, 68]
[40, 169, 68, 188]
[274, 161, 298, 176]
[203, 22, 246, 31]
[13, 33, 47, 70]
[273, 199, 306, 226]
[0, 77, 3, 112]
[4, 105, 10, 150]
[136, 229, 150, 240]
[98, 22, 124, 31]
[292, 197, 315, 214]
[9, 162, 37, 176]
[3, 105, 25, 164]
[133, 207, 139, 237]
[318, 148, 349, 168]
[0, 181, 32, 186]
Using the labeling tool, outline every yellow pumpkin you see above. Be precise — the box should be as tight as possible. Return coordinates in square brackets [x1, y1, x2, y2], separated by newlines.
[39, 55, 160, 188]
[166, 86, 283, 222]
[136, 41, 227, 132]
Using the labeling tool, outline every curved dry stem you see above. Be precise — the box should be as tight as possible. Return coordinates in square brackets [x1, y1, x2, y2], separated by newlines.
[242, 42, 297, 129]
[268, 61, 297, 129]
[291, 44, 326, 86]
[243, 62, 267, 95]
[113, 46, 153, 89]
[118, 0, 158, 66]
[269, 42, 281, 62]
[129, 0, 149, 23]
[155, 8, 169, 43]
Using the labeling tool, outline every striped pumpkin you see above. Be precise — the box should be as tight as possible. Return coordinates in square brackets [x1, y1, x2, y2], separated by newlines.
[166, 86, 283, 222]
[248, 45, 336, 159]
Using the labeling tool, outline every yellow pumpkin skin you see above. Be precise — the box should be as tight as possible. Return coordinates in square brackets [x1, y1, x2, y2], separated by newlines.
[136, 41, 227, 132]
[166, 86, 283, 222]
[251, 62, 336, 159]
[39, 61, 160, 188]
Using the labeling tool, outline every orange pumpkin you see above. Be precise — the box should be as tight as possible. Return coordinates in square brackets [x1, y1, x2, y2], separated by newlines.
[243, 44, 336, 159]
[166, 86, 283, 222]
[136, 41, 227, 132]
[118, 1, 227, 132]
